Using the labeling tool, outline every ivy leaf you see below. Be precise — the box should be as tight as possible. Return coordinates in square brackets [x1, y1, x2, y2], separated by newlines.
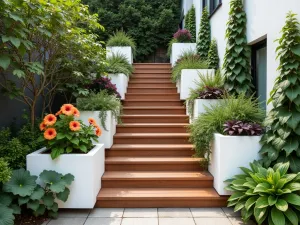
[291, 44, 300, 56]
[9, 37, 21, 48]
[286, 86, 300, 101]
[0, 55, 11, 70]
[13, 69, 25, 78]
[286, 110, 300, 129]
[282, 138, 299, 156]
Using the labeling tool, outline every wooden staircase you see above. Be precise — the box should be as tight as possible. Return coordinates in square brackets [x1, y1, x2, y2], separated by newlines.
[96, 63, 227, 208]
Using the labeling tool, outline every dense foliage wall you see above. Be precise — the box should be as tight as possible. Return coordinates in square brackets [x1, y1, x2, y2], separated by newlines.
[82, 0, 181, 62]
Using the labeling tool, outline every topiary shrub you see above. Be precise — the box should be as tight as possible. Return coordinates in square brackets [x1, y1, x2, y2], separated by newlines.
[259, 12, 300, 173]
[185, 10, 191, 31]
[208, 39, 219, 70]
[188, 5, 196, 42]
[223, 0, 253, 96]
[197, 7, 210, 59]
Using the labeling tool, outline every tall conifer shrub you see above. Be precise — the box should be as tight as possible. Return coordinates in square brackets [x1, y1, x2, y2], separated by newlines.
[189, 5, 196, 42]
[197, 7, 210, 59]
[208, 39, 219, 70]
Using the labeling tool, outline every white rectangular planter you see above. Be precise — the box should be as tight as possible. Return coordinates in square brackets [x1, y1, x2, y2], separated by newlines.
[79, 111, 115, 149]
[171, 43, 197, 66]
[26, 144, 105, 208]
[108, 73, 128, 100]
[106, 46, 133, 64]
[192, 99, 224, 122]
[209, 134, 262, 195]
[178, 69, 215, 100]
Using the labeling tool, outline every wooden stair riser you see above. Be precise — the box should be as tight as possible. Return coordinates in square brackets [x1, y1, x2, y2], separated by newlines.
[127, 88, 177, 94]
[116, 126, 187, 133]
[114, 137, 189, 144]
[121, 116, 189, 123]
[106, 149, 193, 157]
[134, 69, 171, 74]
[132, 74, 171, 78]
[130, 78, 171, 82]
[123, 108, 186, 114]
[128, 83, 175, 88]
[133, 64, 171, 69]
[125, 94, 180, 100]
[122, 101, 183, 107]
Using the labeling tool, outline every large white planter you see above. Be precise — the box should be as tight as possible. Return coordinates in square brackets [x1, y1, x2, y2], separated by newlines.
[192, 99, 224, 122]
[209, 133, 262, 195]
[178, 69, 215, 100]
[79, 111, 115, 149]
[106, 46, 133, 64]
[171, 43, 197, 66]
[26, 144, 105, 208]
[108, 73, 129, 100]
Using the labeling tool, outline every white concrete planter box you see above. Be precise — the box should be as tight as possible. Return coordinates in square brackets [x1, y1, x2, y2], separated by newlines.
[79, 111, 115, 149]
[192, 99, 224, 122]
[106, 46, 133, 64]
[171, 43, 197, 66]
[209, 133, 262, 196]
[26, 144, 105, 208]
[108, 73, 129, 100]
[178, 69, 215, 100]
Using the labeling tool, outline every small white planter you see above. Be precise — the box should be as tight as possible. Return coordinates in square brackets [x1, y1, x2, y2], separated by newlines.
[209, 133, 262, 195]
[108, 73, 129, 100]
[106, 46, 133, 64]
[171, 43, 197, 66]
[26, 144, 105, 208]
[80, 111, 115, 149]
[178, 69, 215, 100]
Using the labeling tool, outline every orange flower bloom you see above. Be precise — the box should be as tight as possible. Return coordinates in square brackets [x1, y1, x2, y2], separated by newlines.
[69, 121, 81, 131]
[43, 114, 57, 126]
[88, 118, 97, 126]
[73, 107, 80, 117]
[95, 126, 102, 137]
[61, 104, 74, 116]
[44, 128, 57, 140]
[39, 122, 47, 131]
[55, 110, 62, 116]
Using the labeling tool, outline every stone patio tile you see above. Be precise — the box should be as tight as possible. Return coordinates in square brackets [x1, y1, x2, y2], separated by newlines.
[85, 218, 122, 225]
[222, 207, 241, 217]
[229, 217, 256, 225]
[121, 218, 158, 225]
[123, 208, 158, 218]
[194, 218, 232, 225]
[159, 218, 195, 225]
[190, 208, 226, 217]
[47, 218, 86, 225]
[58, 209, 91, 218]
[158, 208, 192, 218]
[88, 208, 124, 218]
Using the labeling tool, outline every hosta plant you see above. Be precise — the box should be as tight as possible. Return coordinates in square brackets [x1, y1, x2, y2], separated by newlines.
[198, 87, 224, 99]
[197, 7, 210, 59]
[39, 104, 101, 159]
[226, 161, 300, 225]
[223, 120, 263, 136]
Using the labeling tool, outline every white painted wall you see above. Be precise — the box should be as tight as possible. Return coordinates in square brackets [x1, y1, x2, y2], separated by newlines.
[182, 0, 193, 28]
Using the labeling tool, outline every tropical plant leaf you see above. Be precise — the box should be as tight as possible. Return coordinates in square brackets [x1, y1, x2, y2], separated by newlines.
[271, 207, 285, 225]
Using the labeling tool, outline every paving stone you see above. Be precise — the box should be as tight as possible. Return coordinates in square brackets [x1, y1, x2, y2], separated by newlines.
[58, 209, 91, 218]
[89, 208, 124, 218]
[123, 208, 158, 218]
[229, 217, 256, 225]
[121, 218, 158, 225]
[159, 218, 195, 225]
[158, 208, 192, 218]
[47, 218, 86, 225]
[190, 208, 226, 217]
[85, 218, 122, 225]
[194, 218, 232, 225]
[222, 207, 241, 217]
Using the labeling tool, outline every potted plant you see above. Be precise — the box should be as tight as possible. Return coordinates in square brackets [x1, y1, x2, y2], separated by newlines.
[77, 90, 122, 149]
[27, 104, 105, 208]
[106, 30, 136, 64]
[189, 95, 265, 195]
[106, 52, 133, 99]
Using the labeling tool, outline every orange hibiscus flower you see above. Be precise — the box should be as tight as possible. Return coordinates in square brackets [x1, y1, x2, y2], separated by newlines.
[73, 107, 80, 117]
[43, 114, 57, 126]
[44, 128, 57, 140]
[88, 118, 97, 126]
[69, 121, 81, 131]
[55, 110, 62, 116]
[95, 126, 102, 137]
[61, 104, 74, 116]
[39, 122, 47, 131]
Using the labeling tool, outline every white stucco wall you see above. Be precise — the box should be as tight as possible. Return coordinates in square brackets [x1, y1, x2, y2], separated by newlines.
[182, 0, 194, 29]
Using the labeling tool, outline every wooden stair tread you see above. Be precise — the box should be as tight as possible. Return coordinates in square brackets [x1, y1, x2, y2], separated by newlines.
[121, 115, 188, 117]
[110, 144, 194, 149]
[117, 123, 188, 127]
[97, 188, 223, 200]
[105, 157, 203, 164]
[123, 106, 185, 109]
[102, 171, 212, 180]
[123, 99, 181, 102]
[114, 133, 189, 138]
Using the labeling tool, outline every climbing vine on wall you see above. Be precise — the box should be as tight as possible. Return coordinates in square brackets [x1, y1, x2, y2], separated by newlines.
[197, 7, 210, 59]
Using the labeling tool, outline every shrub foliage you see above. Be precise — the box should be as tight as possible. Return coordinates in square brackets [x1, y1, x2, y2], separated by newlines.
[197, 7, 211, 59]
[208, 39, 219, 70]
[107, 31, 137, 57]
[188, 5, 196, 42]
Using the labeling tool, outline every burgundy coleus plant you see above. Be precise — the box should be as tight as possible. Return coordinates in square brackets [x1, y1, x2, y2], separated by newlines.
[223, 120, 263, 136]
[173, 29, 192, 42]
[198, 87, 224, 99]
[87, 76, 121, 98]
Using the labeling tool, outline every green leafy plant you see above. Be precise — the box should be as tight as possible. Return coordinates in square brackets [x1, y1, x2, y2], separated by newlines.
[39, 104, 100, 159]
[208, 39, 219, 70]
[0, 158, 12, 184]
[189, 94, 264, 159]
[188, 5, 196, 42]
[107, 31, 137, 57]
[226, 161, 300, 225]
[171, 51, 208, 83]
[77, 90, 122, 131]
[259, 12, 300, 173]
[197, 7, 211, 59]
[1, 168, 74, 223]
[223, 0, 253, 96]
[106, 52, 134, 77]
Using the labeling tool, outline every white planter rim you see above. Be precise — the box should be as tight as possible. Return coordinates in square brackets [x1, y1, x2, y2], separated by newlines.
[214, 133, 263, 139]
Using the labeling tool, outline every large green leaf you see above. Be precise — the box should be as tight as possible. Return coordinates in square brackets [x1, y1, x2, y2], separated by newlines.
[0, 193, 12, 207]
[245, 196, 258, 210]
[268, 196, 277, 206]
[254, 207, 268, 224]
[3, 168, 37, 197]
[256, 196, 269, 208]
[274, 162, 290, 176]
[286, 110, 300, 130]
[0, 205, 15, 225]
[286, 86, 300, 101]
[282, 138, 299, 156]
[42, 193, 54, 207]
[283, 193, 300, 206]
[39, 170, 66, 193]
[291, 44, 300, 56]
[284, 208, 298, 225]
[275, 199, 288, 211]
[56, 187, 70, 202]
[228, 192, 244, 201]
[285, 182, 300, 192]
[271, 207, 285, 225]
[27, 200, 40, 211]
[30, 186, 45, 200]
[0, 55, 11, 70]
[62, 174, 75, 185]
